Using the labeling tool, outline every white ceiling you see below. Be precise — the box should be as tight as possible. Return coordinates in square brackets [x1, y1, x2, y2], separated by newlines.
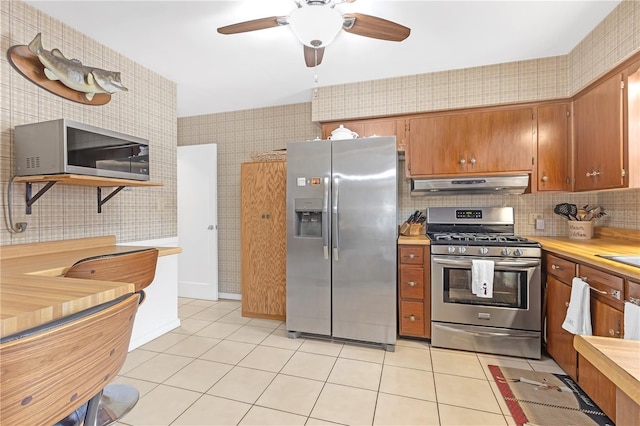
[25, 0, 621, 117]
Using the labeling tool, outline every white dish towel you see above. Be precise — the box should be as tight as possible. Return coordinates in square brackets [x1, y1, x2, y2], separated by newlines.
[471, 259, 494, 298]
[562, 277, 592, 335]
[624, 301, 640, 340]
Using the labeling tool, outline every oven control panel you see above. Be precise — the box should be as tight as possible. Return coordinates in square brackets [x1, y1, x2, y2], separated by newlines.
[456, 209, 482, 219]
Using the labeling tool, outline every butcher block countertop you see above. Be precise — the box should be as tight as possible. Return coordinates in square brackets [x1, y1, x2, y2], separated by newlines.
[574, 335, 640, 405]
[397, 235, 430, 246]
[0, 236, 180, 338]
[526, 227, 640, 281]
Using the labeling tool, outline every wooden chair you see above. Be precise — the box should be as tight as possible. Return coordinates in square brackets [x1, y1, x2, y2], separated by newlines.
[0, 293, 140, 426]
[57, 248, 160, 425]
[64, 248, 159, 294]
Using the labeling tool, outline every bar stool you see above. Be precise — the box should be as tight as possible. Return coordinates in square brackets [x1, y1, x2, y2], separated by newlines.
[0, 293, 140, 426]
[61, 248, 159, 426]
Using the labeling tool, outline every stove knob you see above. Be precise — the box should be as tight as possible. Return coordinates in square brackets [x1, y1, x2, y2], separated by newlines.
[448, 246, 456, 254]
[502, 248, 511, 256]
[479, 247, 489, 255]
[458, 246, 467, 254]
[514, 249, 523, 257]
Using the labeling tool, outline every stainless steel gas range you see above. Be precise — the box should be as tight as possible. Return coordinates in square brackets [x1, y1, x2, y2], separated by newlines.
[427, 207, 542, 359]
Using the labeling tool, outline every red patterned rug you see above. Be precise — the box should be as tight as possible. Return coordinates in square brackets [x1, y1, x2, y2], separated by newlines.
[488, 365, 613, 426]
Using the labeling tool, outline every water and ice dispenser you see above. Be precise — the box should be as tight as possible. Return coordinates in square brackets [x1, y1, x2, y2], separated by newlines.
[294, 198, 323, 238]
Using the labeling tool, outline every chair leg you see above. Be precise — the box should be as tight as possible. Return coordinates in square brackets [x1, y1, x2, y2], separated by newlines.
[83, 390, 103, 426]
[95, 384, 139, 426]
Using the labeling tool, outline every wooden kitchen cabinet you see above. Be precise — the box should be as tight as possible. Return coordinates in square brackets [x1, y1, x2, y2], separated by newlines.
[573, 72, 625, 191]
[406, 113, 467, 176]
[466, 107, 534, 174]
[397, 245, 431, 338]
[535, 102, 571, 191]
[544, 253, 578, 379]
[321, 117, 407, 151]
[240, 161, 287, 320]
[406, 107, 534, 177]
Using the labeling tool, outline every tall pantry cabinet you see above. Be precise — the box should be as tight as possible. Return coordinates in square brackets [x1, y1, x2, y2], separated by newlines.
[240, 160, 287, 320]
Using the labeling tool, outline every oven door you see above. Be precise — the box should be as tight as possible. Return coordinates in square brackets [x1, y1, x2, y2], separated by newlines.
[431, 256, 541, 331]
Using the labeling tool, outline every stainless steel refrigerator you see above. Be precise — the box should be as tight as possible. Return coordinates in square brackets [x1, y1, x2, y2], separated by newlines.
[286, 137, 398, 350]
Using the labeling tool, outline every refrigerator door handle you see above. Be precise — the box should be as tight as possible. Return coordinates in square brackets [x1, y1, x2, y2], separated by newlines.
[332, 176, 339, 261]
[322, 176, 330, 260]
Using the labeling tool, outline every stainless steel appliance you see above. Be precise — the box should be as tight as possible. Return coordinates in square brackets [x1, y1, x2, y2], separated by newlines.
[427, 207, 542, 359]
[15, 119, 149, 181]
[286, 137, 398, 350]
[411, 174, 529, 196]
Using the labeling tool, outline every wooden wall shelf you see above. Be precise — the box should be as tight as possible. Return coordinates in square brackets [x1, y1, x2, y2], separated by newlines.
[14, 174, 162, 214]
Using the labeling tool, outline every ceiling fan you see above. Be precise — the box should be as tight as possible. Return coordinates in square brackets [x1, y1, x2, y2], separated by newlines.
[217, 0, 411, 67]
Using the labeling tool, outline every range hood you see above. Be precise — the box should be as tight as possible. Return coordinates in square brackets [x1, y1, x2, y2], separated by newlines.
[411, 174, 530, 196]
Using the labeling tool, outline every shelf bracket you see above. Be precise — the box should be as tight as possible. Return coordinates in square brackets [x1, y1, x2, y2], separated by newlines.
[97, 186, 125, 213]
[25, 181, 57, 215]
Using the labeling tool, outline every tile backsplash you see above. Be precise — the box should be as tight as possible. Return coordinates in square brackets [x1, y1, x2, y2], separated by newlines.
[0, 1, 177, 246]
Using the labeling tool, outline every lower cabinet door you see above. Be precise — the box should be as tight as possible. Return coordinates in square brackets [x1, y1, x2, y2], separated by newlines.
[578, 354, 617, 423]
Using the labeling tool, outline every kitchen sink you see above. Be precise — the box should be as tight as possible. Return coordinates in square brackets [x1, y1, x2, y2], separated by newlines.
[597, 254, 640, 268]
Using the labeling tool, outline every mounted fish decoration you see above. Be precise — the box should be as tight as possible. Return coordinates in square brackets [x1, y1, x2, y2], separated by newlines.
[27, 33, 127, 101]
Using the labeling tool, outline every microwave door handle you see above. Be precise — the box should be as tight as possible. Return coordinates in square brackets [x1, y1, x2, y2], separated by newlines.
[332, 177, 339, 261]
[433, 258, 540, 269]
[322, 176, 330, 260]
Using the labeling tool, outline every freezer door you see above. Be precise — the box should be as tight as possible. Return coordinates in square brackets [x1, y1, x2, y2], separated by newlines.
[331, 137, 398, 345]
[286, 140, 332, 336]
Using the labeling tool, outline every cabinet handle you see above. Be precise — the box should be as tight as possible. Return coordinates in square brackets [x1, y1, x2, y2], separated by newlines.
[404, 315, 417, 321]
[406, 254, 417, 259]
[405, 281, 419, 287]
[608, 328, 621, 337]
[551, 264, 562, 271]
[470, 156, 476, 167]
[459, 158, 466, 166]
[565, 302, 569, 308]
[581, 276, 588, 282]
[541, 174, 548, 183]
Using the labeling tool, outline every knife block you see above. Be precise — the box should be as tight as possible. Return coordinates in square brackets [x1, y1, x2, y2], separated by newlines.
[409, 224, 424, 236]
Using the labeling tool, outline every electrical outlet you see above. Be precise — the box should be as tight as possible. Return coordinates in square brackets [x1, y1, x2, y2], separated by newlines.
[529, 213, 543, 224]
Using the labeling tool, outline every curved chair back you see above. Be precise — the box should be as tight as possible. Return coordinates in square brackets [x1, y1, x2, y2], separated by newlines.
[0, 293, 140, 425]
[64, 248, 159, 293]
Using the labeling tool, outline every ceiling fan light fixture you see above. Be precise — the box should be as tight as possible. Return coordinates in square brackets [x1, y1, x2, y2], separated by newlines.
[288, 5, 343, 48]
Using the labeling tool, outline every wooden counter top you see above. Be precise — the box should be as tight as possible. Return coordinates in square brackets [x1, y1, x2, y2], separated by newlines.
[574, 335, 640, 405]
[526, 227, 640, 281]
[0, 236, 181, 338]
[398, 235, 430, 246]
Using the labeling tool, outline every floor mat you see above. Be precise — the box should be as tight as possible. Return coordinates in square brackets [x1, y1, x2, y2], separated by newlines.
[488, 365, 613, 426]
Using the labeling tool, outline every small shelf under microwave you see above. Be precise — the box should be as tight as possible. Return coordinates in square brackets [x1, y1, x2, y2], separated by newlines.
[14, 174, 162, 214]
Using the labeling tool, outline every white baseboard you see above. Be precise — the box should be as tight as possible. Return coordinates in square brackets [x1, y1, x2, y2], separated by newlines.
[128, 319, 181, 351]
[219, 292, 241, 301]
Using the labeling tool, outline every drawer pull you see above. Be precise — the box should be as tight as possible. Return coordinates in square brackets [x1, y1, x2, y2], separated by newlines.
[608, 328, 621, 337]
[406, 254, 418, 259]
[551, 264, 563, 271]
[404, 315, 418, 321]
[405, 281, 419, 287]
[565, 302, 569, 308]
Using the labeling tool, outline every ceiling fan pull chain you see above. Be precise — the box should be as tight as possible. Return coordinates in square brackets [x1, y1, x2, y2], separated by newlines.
[313, 49, 319, 98]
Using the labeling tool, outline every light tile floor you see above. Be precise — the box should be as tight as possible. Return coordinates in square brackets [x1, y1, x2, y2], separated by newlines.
[114, 298, 565, 426]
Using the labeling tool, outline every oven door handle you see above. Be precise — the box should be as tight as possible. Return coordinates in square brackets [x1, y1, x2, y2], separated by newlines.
[432, 258, 540, 269]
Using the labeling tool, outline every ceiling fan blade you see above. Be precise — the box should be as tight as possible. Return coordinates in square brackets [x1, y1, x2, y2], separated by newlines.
[304, 45, 325, 67]
[217, 16, 284, 35]
[342, 13, 410, 42]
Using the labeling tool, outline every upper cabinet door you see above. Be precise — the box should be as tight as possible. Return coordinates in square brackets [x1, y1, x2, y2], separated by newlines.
[574, 73, 624, 191]
[407, 114, 467, 176]
[536, 103, 570, 192]
[466, 108, 534, 174]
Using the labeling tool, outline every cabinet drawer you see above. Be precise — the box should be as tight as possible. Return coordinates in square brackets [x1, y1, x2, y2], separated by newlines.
[545, 253, 576, 283]
[625, 279, 640, 304]
[579, 264, 624, 304]
[399, 267, 424, 299]
[399, 301, 425, 336]
[399, 246, 424, 264]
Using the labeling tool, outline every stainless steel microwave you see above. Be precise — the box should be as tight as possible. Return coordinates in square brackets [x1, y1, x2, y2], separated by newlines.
[14, 119, 149, 181]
